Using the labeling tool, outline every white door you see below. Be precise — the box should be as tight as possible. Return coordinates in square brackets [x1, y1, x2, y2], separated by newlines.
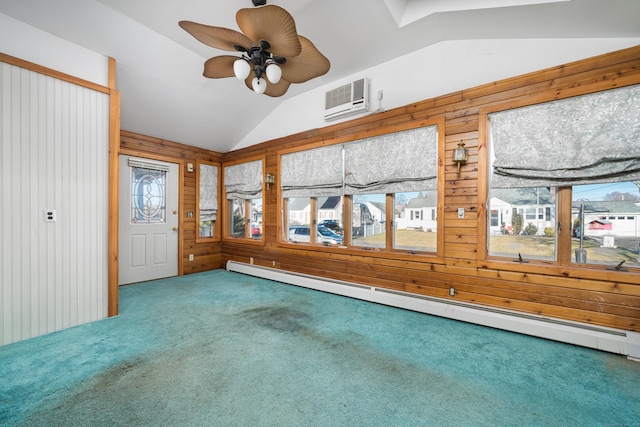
[119, 155, 179, 285]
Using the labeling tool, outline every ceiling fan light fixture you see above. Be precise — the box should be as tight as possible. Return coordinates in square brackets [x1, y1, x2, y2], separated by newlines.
[180, 3, 330, 97]
[252, 76, 267, 94]
[233, 59, 251, 80]
[265, 63, 282, 84]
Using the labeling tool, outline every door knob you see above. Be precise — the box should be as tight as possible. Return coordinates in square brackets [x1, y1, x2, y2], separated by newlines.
[172, 227, 178, 231]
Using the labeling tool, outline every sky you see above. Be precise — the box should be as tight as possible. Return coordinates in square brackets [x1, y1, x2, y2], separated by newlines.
[572, 182, 640, 202]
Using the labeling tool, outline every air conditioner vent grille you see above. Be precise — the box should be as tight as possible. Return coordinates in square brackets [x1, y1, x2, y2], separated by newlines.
[323, 78, 369, 122]
[325, 84, 352, 110]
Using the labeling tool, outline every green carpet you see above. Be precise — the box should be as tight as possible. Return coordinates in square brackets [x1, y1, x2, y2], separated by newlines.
[1, 270, 639, 426]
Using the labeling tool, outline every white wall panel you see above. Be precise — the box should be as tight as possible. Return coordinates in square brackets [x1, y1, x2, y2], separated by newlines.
[0, 61, 109, 346]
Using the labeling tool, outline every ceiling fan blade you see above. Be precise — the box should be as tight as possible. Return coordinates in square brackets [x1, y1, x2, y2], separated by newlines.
[236, 5, 301, 57]
[280, 36, 330, 84]
[179, 21, 253, 52]
[203, 56, 238, 79]
[264, 79, 292, 97]
[243, 72, 291, 97]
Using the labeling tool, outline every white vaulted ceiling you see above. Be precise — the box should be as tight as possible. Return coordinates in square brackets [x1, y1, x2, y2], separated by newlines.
[1, 0, 639, 152]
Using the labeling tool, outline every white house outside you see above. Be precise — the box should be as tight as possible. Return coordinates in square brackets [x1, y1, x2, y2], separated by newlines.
[489, 188, 556, 236]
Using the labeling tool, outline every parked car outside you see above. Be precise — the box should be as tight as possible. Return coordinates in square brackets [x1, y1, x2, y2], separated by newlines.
[251, 224, 262, 238]
[318, 225, 343, 243]
[289, 225, 343, 245]
[318, 219, 343, 235]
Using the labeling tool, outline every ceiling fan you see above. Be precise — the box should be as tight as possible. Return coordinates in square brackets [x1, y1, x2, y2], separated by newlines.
[179, 0, 330, 97]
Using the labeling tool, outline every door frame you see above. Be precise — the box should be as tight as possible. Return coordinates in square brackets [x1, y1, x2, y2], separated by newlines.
[110, 148, 184, 313]
[118, 154, 181, 285]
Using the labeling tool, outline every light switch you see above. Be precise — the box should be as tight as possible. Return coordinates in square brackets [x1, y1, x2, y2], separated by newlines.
[457, 208, 465, 219]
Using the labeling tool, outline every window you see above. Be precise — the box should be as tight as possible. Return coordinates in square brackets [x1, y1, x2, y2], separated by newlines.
[344, 125, 439, 253]
[229, 198, 262, 239]
[286, 197, 311, 242]
[130, 165, 166, 224]
[281, 144, 344, 246]
[488, 187, 557, 261]
[197, 162, 219, 240]
[572, 183, 640, 268]
[285, 197, 344, 246]
[351, 194, 385, 248]
[316, 196, 344, 245]
[223, 159, 263, 241]
[394, 191, 437, 252]
[487, 84, 640, 269]
[280, 123, 442, 254]
[490, 210, 499, 227]
[525, 208, 536, 220]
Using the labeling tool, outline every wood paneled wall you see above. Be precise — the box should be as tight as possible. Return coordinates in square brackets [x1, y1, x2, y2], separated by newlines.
[119, 131, 223, 274]
[221, 46, 640, 332]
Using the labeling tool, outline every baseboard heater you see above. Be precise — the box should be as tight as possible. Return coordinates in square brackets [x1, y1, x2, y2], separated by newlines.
[226, 261, 639, 361]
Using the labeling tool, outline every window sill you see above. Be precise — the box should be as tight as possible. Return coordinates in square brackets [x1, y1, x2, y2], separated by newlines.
[481, 258, 640, 284]
[195, 236, 221, 244]
[277, 241, 443, 263]
[222, 237, 265, 246]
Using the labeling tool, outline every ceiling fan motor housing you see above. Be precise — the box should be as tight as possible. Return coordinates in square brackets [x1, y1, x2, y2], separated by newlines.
[252, 0, 267, 6]
[250, 48, 266, 79]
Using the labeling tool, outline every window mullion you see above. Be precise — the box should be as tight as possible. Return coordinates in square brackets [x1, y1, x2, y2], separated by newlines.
[344, 196, 353, 246]
[557, 187, 573, 266]
[245, 199, 251, 239]
[310, 198, 317, 244]
[385, 194, 393, 250]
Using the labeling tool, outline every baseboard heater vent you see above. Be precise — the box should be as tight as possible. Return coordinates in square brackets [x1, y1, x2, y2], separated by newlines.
[226, 261, 639, 361]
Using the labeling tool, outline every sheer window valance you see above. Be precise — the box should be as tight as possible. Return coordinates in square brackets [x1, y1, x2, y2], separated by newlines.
[489, 84, 640, 188]
[344, 125, 438, 195]
[224, 160, 262, 200]
[199, 164, 218, 221]
[280, 144, 343, 198]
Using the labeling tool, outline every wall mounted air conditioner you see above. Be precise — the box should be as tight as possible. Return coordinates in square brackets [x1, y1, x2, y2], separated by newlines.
[324, 78, 369, 121]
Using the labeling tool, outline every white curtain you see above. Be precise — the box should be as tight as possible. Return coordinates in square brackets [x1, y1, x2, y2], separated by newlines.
[344, 125, 438, 194]
[224, 160, 262, 200]
[281, 144, 343, 198]
[490, 84, 640, 188]
[199, 164, 218, 221]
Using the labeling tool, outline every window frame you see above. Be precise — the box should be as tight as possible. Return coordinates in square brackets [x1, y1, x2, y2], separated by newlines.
[276, 118, 445, 259]
[478, 90, 640, 278]
[221, 156, 266, 245]
[195, 160, 221, 243]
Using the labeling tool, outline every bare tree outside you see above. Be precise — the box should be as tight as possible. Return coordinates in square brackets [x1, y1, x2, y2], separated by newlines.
[603, 191, 640, 202]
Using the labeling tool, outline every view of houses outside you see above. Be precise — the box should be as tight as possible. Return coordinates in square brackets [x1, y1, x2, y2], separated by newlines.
[487, 182, 640, 267]
[393, 191, 437, 252]
[352, 194, 385, 248]
[283, 179, 640, 264]
[231, 197, 262, 239]
[488, 187, 558, 261]
[285, 192, 438, 252]
[572, 182, 640, 268]
[284, 181, 639, 266]
[287, 197, 311, 227]
[318, 196, 342, 225]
